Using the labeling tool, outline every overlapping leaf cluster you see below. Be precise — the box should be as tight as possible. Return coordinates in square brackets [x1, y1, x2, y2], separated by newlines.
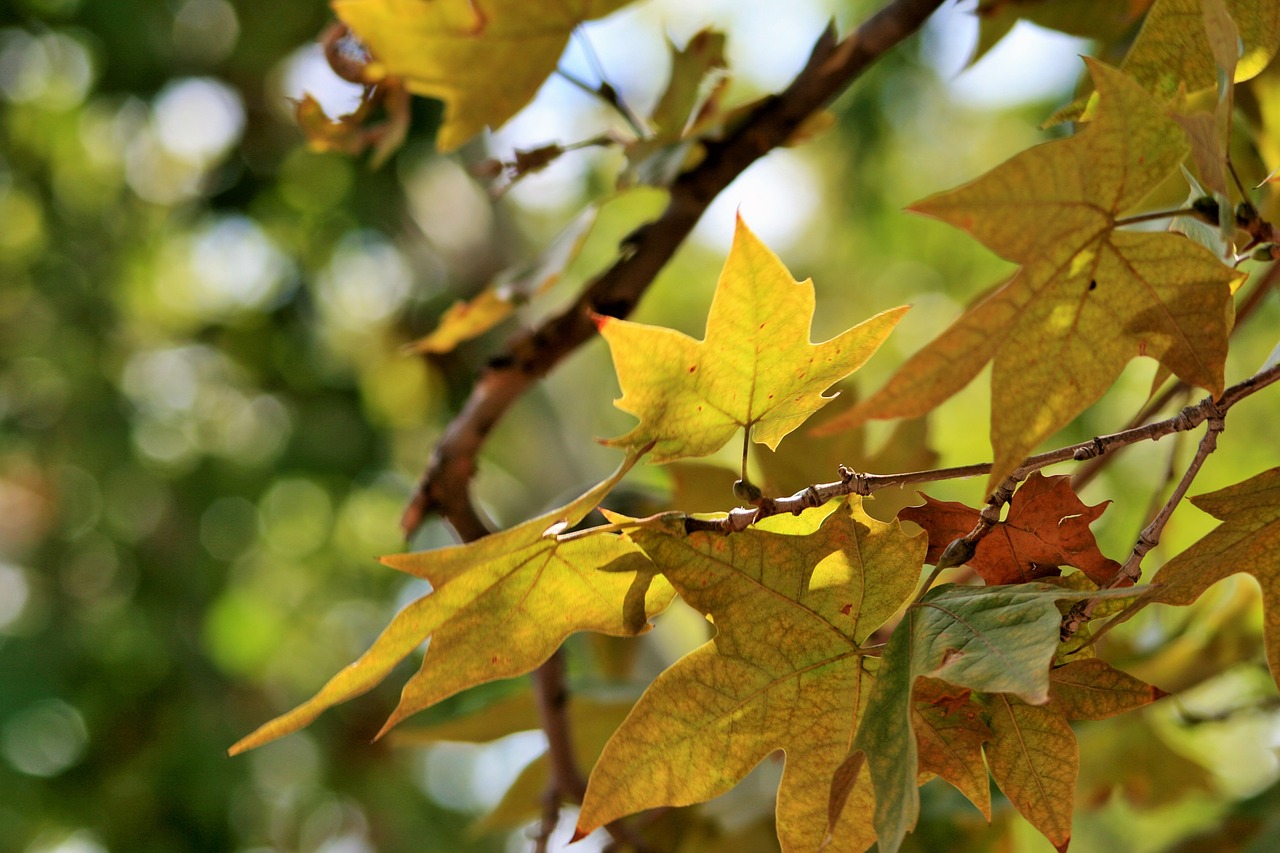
[236, 1, 1280, 851]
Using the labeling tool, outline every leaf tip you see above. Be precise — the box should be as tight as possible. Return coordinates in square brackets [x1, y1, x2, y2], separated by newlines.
[569, 825, 591, 844]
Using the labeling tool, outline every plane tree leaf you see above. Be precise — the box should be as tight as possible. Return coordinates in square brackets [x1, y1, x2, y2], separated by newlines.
[911, 678, 993, 820]
[574, 498, 925, 852]
[899, 471, 1121, 585]
[1051, 0, 1280, 124]
[388, 690, 635, 833]
[600, 216, 908, 464]
[980, 693, 1077, 852]
[332, 0, 637, 151]
[826, 60, 1241, 492]
[621, 29, 729, 188]
[1047, 658, 1166, 720]
[1143, 467, 1280, 689]
[228, 451, 673, 755]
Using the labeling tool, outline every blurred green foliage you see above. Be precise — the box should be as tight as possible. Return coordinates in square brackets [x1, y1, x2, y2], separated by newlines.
[3, 0, 1280, 851]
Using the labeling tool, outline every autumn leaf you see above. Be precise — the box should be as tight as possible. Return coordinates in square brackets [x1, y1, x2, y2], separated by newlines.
[826, 60, 1241, 493]
[1047, 658, 1166, 719]
[332, 0, 636, 152]
[976, 661, 1159, 851]
[600, 216, 908, 464]
[980, 694, 1077, 852]
[850, 581, 1143, 852]
[621, 29, 728, 187]
[1050, 0, 1280, 125]
[575, 498, 925, 852]
[1143, 467, 1280, 689]
[229, 451, 673, 755]
[911, 678, 993, 819]
[900, 471, 1121, 585]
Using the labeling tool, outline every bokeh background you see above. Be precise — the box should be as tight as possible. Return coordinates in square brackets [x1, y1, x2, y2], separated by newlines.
[4, 0, 1280, 850]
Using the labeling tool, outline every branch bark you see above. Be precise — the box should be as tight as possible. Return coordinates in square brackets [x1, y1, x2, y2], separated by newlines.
[402, 0, 948, 539]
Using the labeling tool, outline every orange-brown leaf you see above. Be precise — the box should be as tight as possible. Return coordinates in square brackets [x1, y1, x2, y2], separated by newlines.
[899, 471, 1121, 586]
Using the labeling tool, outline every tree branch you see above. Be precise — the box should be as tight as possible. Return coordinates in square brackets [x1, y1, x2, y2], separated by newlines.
[681, 362, 1280, 535]
[401, 0, 948, 539]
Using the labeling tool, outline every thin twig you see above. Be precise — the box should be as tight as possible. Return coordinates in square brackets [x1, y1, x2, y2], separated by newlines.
[680, 362, 1280, 535]
[401, 0, 949, 540]
[572, 26, 647, 137]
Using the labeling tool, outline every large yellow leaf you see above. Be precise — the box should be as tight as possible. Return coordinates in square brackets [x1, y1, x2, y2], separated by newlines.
[829, 60, 1240, 492]
[574, 499, 925, 852]
[600, 216, 908, 464]
[1143, 467, 1280, 688]
[229, 451, 673, 754]
[333, 0, 636, 152]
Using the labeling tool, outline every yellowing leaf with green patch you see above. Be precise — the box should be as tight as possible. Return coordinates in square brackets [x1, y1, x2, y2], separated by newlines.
[600, 216, 908, 464]
[333, 0, 637, 152]
[849, 581, 1143, 852]
[1050, 0, 1280, 124]
[229, 451, 673, 755]
[575, 499, 925, 852]
[1143, 467, 1280, 688]
[828, 60, 1240, 493]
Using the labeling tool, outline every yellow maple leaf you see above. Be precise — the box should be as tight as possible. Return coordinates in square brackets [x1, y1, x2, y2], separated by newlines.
[599, 215, 908, 464]
[228, 451, 673, 754]
[333, 0, 636, 152]
[825, 60, 1241, 493]
[575, 499, 924, 852]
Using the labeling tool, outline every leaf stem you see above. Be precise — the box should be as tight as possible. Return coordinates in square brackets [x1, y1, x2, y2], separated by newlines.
[563, 27, 649, 138]
[1113, 207, 1201, 227]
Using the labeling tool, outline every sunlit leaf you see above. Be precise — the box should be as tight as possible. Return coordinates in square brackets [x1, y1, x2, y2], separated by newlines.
[827, 60, 1240, 492]
[600, 216, 907, 464]
[575, 499, 924, 852]
[333, 0, 637, 151]
[229, 451, 672, 754]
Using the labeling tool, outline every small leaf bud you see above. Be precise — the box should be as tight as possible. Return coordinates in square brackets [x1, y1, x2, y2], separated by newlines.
[732, 478, 762, 504]
[936, 537, 977, 570]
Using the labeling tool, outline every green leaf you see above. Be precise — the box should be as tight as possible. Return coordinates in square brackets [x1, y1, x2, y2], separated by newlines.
[576, 499, 924, 852]
[600, 216, 908, 464]
[229, 451, 672, 754]
[851, 581, 1141, 851]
